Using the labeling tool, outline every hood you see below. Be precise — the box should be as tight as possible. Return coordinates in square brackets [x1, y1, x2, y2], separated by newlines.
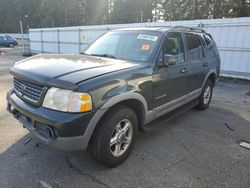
[10, 54, 143, 90]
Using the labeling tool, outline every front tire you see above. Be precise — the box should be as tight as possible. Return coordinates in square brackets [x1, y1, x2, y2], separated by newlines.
[196, 79, 213, 110]
[89, 105, 138, 167]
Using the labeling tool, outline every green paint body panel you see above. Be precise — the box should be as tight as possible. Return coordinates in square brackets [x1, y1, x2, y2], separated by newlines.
[6, 28, 220, 151]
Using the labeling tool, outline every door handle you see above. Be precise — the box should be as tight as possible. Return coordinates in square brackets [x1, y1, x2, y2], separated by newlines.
[180, 68, 188, 73]
[203, 62, 208, 67]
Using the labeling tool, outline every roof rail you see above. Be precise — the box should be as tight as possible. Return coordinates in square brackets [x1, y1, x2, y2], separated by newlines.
[171, 25, 206, 33]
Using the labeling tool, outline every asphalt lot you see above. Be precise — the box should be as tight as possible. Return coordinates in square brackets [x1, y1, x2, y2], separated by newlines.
[0, 48, 250, 188]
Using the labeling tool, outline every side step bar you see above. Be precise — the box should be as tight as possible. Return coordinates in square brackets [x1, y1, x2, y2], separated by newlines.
[142, 99, 199, 132]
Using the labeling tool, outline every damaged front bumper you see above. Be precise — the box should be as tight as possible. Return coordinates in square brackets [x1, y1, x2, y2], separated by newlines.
[6, 90, 96, 151]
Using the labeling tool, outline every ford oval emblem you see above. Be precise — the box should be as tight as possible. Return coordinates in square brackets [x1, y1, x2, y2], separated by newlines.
[20, 84, 26, 91]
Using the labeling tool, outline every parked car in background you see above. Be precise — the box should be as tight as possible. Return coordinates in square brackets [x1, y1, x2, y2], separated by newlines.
[7, 26, 220, 167]
[0, 35, 18, 47]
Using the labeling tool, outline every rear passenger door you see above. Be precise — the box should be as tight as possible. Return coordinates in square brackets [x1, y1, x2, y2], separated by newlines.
[0, 36, 4, 45]
[183, 33, 207, 93]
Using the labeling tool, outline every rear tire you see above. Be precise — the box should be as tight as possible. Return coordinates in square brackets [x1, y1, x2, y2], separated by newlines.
[196, 79, 213, 110]
[89, 105, 138, 167]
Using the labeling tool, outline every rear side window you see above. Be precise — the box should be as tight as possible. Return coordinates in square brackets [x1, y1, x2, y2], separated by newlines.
[203, 34, 212, 45]
[184, 33, 204, 61]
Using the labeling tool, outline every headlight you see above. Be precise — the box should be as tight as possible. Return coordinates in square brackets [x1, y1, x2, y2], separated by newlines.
[42, 87, 92, 112]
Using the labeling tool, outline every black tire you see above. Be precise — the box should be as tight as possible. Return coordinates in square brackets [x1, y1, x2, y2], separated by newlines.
[196, 79, 213, 110]
[89, 105, 138, 167]
[9, 43, 14, 48]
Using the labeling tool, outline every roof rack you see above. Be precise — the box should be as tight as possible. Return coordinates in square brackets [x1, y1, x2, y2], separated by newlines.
[171, 25, 206, 33]
[144, 25, 206, 33]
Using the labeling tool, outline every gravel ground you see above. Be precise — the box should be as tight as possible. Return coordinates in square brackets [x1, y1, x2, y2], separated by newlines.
[0, 49, 250, 188]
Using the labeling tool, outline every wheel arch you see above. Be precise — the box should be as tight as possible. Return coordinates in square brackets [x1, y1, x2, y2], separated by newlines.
[83, 92, 149, 148]
[106, 99, 146, 130]
[207, 73, 216, 87]
[202, 69, 217, 89]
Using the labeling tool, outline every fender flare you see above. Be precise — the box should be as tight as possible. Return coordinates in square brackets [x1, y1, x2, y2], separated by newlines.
[81, 91, 149, 149]
[202, 69, 217, 89]
[100, 91, 149, 111]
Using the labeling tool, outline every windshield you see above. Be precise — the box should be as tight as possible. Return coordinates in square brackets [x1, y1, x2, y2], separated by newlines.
[84, 31, 160, 62]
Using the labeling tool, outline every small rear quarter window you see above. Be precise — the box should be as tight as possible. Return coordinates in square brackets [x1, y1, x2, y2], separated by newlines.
[203, 34, 212, 45]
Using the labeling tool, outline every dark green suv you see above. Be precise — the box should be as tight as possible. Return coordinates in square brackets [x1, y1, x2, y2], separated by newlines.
[7, 26, 220, 167]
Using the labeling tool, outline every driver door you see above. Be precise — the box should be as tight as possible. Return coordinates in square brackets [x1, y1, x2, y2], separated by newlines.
[152, 32, 189, 117]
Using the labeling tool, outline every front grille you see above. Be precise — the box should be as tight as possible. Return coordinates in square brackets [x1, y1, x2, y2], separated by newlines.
[14, 78, 44, 103]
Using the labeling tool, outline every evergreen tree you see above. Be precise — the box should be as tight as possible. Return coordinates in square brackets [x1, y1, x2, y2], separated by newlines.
[0, 0, 249, 33]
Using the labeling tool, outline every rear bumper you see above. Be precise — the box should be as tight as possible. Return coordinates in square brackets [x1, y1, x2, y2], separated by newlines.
[6, 90, 101, 151]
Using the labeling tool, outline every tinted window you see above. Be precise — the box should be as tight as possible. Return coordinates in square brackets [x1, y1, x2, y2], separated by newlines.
[198, 35, 205, 57]
[161, 32, 185, 65]
[185, 33, 204, 60]
[203, 34, 212, 45]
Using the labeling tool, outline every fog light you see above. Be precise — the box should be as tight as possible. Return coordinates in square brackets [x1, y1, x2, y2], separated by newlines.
[36, 123, 55, 139]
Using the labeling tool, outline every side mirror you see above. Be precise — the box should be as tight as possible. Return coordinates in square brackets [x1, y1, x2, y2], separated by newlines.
[158, 54, 176, 67]
[164, 54, 176, 66]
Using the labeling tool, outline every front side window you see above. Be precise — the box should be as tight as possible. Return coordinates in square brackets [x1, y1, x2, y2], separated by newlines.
[84, 31, 160, 62]
[161, 32, 185, 65]
[185, 33, 204, 60]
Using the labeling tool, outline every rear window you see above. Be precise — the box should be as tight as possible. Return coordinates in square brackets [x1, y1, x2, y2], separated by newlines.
[184, 33, 204, 60]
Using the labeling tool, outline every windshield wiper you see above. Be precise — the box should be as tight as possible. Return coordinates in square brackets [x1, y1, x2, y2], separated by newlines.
[89, 54, 118, 59]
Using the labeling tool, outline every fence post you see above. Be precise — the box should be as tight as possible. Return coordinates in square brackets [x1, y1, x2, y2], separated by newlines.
[41, 30, 43, 53]
[79, 28, 81, 54]
[57, 29, 60, 54]
[19, 20, 25, 54]
[26, 29, 31, 54]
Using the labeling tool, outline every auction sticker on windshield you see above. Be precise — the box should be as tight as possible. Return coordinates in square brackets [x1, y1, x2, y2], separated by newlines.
[137, 34, 158, 41]
[141, 44, 151, 51]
